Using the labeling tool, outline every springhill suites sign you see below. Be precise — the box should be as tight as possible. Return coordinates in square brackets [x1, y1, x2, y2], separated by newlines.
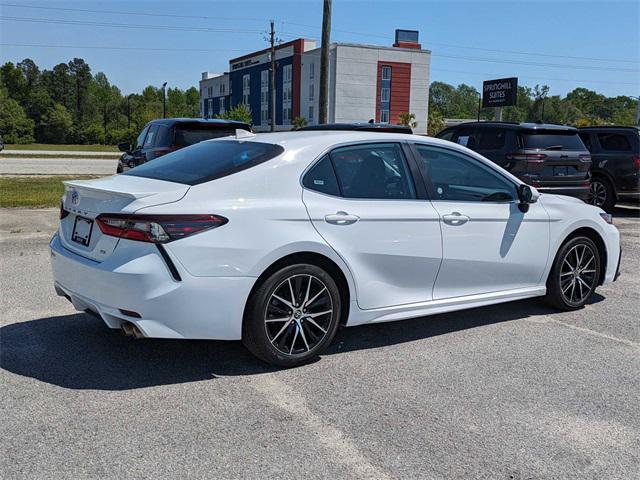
[482, 77, 518, 108]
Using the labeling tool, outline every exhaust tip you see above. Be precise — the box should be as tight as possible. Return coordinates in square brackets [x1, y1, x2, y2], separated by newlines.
[121, 321, 145, 339]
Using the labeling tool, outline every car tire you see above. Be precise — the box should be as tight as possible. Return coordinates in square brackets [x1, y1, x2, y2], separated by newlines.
[589, 175, 616, 212]
[242, 263, 342, 367]
[544, 236, 601, 311]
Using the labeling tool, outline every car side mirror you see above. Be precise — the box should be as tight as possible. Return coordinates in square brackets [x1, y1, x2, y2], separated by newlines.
[118, 142, 131, 152]
[517, 184, 536, 212]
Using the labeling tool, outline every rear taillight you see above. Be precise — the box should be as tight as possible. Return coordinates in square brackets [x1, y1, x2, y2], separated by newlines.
[505, 153, 547, 162]
[579, 154, 592, 162]
[60, 200, 69, 220]
[633, 155, 640, 170]
[96, 214, 228, 243]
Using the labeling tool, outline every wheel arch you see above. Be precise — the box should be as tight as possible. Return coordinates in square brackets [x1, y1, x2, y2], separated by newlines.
[244, 251, 352, 327]
[590, 169, 618, 200]
[556, 227, 608, 285]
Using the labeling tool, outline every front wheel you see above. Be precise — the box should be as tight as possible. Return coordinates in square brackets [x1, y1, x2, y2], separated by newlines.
[544, 236, 601, 311]
[242, 264, 342, 367]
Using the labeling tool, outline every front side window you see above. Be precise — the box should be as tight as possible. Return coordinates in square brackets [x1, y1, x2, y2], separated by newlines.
[134, 125, 150, 149]
[456, 128, 505, 150]
[302, 155, 340, 196]
[143, 125, 159, 148]
[597, 133, 632, 151]
[125, 140, 284, 185]
[415, 144, 517, 202]
[330, 143, 416, 200]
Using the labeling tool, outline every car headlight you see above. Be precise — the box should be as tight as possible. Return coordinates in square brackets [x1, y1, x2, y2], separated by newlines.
[600, 212, 613, 225]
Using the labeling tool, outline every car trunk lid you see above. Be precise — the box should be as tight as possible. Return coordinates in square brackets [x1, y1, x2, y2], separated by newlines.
[59, 175, 189, 261]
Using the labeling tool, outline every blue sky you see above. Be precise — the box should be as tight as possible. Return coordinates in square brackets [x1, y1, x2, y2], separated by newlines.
[1, 0, 638, 97]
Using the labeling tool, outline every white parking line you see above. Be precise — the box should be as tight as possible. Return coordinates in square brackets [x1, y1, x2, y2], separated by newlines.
[528, 316, 639, 349]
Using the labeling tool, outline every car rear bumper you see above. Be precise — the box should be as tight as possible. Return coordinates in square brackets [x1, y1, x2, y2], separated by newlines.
[50, 233, 254, 340]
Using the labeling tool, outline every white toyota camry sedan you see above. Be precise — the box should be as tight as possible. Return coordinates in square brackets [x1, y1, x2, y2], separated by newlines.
[51, 130, 621, 366]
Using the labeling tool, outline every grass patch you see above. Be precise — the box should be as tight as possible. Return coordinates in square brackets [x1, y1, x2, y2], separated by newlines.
[0, 176, 100, 208]
[0, 153, 119, 160]
[5, 144, 118, 152]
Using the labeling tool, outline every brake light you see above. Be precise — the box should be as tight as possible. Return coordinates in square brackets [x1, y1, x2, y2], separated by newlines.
[505, 153, 547, 162]
[96, 214, 228, 243]
[60, 200, 70, 220]
[579, 154, 592, 162]
[633, 155, 640, 170]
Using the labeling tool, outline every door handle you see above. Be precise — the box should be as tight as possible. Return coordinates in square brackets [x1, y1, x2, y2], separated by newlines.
[442, 212, 470, 226]
[325, 211, 360, 225]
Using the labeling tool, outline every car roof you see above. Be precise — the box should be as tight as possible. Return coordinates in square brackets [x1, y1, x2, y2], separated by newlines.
[297, 123, 413, 134]
[147, 117, 251, 128]
[444, 121, 578, 133]
[578, 125, 640, 132]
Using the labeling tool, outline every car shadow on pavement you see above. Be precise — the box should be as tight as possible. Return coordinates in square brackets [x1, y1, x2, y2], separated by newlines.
[0, 294, 604, 391]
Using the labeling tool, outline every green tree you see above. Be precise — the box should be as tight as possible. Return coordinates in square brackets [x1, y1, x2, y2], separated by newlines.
[292, 116, 308, 129]
[427, 109, 445, 136]
[217, 103, 253, 125]
[39, 104, 73, 143]
[0, 88, 34, 143]
[398, 112, 418, 128]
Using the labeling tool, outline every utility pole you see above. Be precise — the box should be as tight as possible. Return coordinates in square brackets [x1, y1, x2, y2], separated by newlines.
[162, 82, 167, 118]
[270, 20, 276, 132]
[318, 0, 332, 124]
[127, 94, 132, 129]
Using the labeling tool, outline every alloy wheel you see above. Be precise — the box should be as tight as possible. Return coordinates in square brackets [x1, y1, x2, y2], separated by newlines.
[559, 243, 598, 306]
[589, 181, 607, 207]
[264, 274, 334, 356]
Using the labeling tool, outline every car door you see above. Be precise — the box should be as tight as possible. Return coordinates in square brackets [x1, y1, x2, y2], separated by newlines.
[411, 143, 550, 300]
[302, 142, 442, 310]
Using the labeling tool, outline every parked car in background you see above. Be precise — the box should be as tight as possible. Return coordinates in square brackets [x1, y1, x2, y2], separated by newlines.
[297, 122, 413, 134]
[436, 122, 592, 200]
[117, 118, 251, 173]
[52, 131, 620, 367]
[578, 126, 640, 211]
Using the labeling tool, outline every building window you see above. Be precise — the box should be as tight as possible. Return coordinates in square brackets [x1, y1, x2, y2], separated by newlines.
[242, 74, 250, 106]
[308, 84, 314, 101]
[282, 64, 292, 125]
[381, 66, 392, 80]
[380, 109, 390, 123]
[208, 99, 214, 119]
[220, 83, 225, 96]
[208, 86, 212, 96]
[219, 97, 225, 115]
[309, 63, 315, 79]
[381, 87, 390, 102]
[261, 70, 269, 126]
[308, 105, 314, 121]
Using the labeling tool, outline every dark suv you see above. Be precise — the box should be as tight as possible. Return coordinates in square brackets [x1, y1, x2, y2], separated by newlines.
[117, 118, 251, 173]
[578, 126, 640, 211]
[297, 123, 413, 134]
[436, 122, 592, 200]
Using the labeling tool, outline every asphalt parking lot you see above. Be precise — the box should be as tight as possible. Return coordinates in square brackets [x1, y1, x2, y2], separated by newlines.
[1, 206, 638, 479]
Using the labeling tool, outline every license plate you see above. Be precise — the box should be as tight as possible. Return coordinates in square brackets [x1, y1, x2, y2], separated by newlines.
[72, 216, 94, 246]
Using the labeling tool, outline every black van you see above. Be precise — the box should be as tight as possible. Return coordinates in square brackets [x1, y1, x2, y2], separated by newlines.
[436, 122, 592, 200]
[117, 118, 251, 173]
[578, 126, 640, 211]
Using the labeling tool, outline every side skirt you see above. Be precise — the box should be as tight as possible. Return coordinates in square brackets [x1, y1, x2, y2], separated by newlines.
[346, 286, 546, 327]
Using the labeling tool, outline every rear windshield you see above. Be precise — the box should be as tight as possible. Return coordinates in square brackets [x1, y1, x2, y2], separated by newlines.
[124, 140, 284, 185]
[174, 126, 240, 148]
[521, 132, 585, 150]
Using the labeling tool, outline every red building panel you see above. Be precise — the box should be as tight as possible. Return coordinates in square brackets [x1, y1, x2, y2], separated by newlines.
[375, 61, 412, 124]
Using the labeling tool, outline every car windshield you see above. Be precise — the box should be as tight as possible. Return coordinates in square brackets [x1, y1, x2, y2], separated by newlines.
[174, 126, 239, 148]
[522, 132, 585, 150]
[124, 140, 284, 185]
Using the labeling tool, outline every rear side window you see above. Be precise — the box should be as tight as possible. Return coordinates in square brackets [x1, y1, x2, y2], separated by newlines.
[155, 125, 172, 148]
[330, 143, 416, 200]
[456, 128, 506, 150]
[436, 129, 455, 141]
[521, 132, 585, 150]
[124, 140, 284, 185]
[302, 155, 340, 196]
[579, 133, 592, 151]
[174, 126, 237, 148]
[597, 133, 632, 151]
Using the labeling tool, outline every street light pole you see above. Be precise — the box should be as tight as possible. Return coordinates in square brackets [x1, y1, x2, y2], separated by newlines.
[162, 82, 167, 118]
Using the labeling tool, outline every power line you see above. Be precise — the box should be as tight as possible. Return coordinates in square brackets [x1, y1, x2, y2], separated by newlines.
[2, 2, 637, 65]
[2, 42, 636, 87]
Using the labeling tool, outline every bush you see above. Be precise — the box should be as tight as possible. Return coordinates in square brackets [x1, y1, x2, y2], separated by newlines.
[80, 123, 105, 144]
[0, 90, 35, 143]
[39, 104, 73, 144]
[216, 104, 253, 125]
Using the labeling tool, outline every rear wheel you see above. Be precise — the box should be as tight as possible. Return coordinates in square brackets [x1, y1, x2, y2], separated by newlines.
[544, 236, 601, 311]
[588, 175, 615, 212]
[242, 264, 341, 367]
